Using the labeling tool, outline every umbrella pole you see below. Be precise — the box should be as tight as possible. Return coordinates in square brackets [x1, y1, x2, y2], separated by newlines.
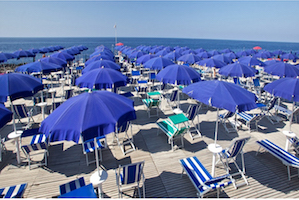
[214, 108, 219, 144]
[94, 137, 101, 176]
[289, 101, 295, 131]
[10, 97, 17, 133]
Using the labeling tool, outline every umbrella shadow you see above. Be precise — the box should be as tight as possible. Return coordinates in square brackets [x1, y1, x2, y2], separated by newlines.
[135, 127, 208, 154]
[242, 150, 299, 194]
[145, 170, 229, 198]
[43, 142, 131, 177]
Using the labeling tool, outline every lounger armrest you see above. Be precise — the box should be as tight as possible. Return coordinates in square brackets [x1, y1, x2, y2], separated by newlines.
[202, 174, 231, 186]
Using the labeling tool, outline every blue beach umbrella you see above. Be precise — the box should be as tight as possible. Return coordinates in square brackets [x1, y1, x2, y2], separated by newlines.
[76, 68, 127, 90]
[129, 51, 144, 60]
[136, 54, 157, 65]
[85, 55, 114, 66]
[208, 50, 220, 56]
[163, 51, 182, 62]
[39, 90, 136, 175]
[0, 103, 13, 129]
[51, 52, 75, 62]
[15, 61, 63, 75]
[39, 47, 51, 54]
[212, 54, 233, 64]
[40, 56, 67, 67]
[236, 50, 249, 58]
[0, 73, 43, 132]
[254, 51, 274, 59]
[39, 90, 136, 143]
[181, 49, 197, 55]
[177, 53, 201, 65]
[13, 50, 35, 59]
[82, 60, 120, 74]
[219, 62, 258, 78]
[156, 64, 201, 85]
[156, 49, 170, 56]
[197, 52, 211, 59]
[281, 53, 297, 61]
[264, 59, 280, 66]
[263, 61, 299, 78]
[183, 80, 257, 143]
[28, 48, 40, 55]
[197, 58, 226, 68]
[143, 57, 174, 70]
[224, 52, 238, 60]
[264, 78, 299, 130]
[238, 56, 265, 67]
[0, 52, 16, 63]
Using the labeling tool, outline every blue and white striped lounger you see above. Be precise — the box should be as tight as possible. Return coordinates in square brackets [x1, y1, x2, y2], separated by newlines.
[21, 133, 49, 170]
[59, 177, 86, 195]
[0, 183, 27, 198]
[237, 112, 262, 132]
[179, 156, 235, 198]
[256, 139, 299, 180]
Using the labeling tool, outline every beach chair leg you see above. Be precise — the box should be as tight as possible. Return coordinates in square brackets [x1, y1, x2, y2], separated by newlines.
[287, 166, 291, 181]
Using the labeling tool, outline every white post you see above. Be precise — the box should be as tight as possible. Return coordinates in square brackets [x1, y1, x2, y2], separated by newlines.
[214, 108, 219, 144]
[114, 24, 117, 45]
[289, 101, 295, 131]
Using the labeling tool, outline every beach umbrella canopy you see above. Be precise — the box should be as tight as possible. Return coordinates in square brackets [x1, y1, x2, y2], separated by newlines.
[0, 103, 13, 129]
[77, 45, 88, 51]
[82, 60, 120, 74]
[0, 52, 16, 63]
[212, 54, 233, 64]
[156, 64, 201, 85]
[263, 61, 299, 78]
[115, 42, 124, 46]
[181, 49, 197, 55]
[224, 52, 238, 60]
[264, 78, 299, 130]
[39, 91, 136, 143]
[238, 56, 266, 67]
[13, 50, 35, 59]
[129, 51, 144, 60]
[40, 56, 67, 67]
[254, 51, 274, 59]
[219, 62, 258, 78]
[51, 52, 75, 61]
[177, 53, 201, 64]
[197, 52, 211, 59]
[143, 57, 174, 70]
[85, 55, 114, 66]
[220, 48, 233, 53]
[76, 68, 127, 90]
[253, 46, 262, 50]
[281, 53, 297, 61]
[0, 73, 43, 102]
[28, 48, 40, 55]
[197, 58, 226, 68]
[136, 54, 157, 65]
[264, 59, 280, 66]
[236, 50, 249, 58]
[156, 49, 170, 56]
[89, 50, 114, 59]
[15, 60, 63, 75]
[163, 51, 182, 62]
[61, 48, 79, 56]
[182, 80, 257, 143]
[194, 48, 206, 54]
[39, 47, 51, 54]
[208, 50, 220, 56]
[272, 50, 285, 56]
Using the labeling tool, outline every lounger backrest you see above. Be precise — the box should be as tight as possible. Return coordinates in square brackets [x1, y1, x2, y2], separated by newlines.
[267, 97, 277, 111]
[119, 161, 144, 185]
[0, 183, 27, 198]
[82, 135, 106, 154]
[253, 78, 260, 87]
[131, 70, 141, 76]
[169, 90, 178, 102]
[186, 105, 199, 121]
[224, 111, 234, 119]
[13, 104, 28, 118]
[227, 137, 250, 158]
[118, 121, 130, 133]
[59, 177, 86, 195]
[157, 120, 179, 137]
[257, 139, 299, 166]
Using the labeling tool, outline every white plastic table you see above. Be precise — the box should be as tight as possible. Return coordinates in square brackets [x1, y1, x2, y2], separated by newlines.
[8, 130, 23, 164]
[208, 143, 223, 177]
[283, 130, 296, 151]
[36, 102, 47, 120]
[90, 170, 108, 198]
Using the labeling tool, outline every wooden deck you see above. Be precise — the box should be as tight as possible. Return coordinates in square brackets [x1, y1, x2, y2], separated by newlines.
[1, 81, 299, 198]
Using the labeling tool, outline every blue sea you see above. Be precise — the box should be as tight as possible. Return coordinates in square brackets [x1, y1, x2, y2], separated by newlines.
[1, 37, 299, 64]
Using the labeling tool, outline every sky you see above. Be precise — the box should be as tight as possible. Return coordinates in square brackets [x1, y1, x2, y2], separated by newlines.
[0, 1, 299, 43]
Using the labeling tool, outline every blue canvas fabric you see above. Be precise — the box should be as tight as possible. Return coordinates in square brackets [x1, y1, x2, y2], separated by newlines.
[182, 80, 257, 113]
[177, 53, 201, 64]
[264, 77, 299, 102]
[198, 58, 226, 68]
[0, 183, 27, 198]
[82, 60, 120, 74]
[238, 56, 266, 66]
[40, 57, 67, 67]
[51, 52, 75, 61]
[263, 62, 299, 78]
[156, 64, 201, 85]
[0, 73, 43, 102]
[0, 103, 12, 129]
[76, 68, 127, 90]
[219, 62, 257, 78]
[15, 61, 62, 75]
[39, 91, 136, 143]
[143, 57, 174, 70]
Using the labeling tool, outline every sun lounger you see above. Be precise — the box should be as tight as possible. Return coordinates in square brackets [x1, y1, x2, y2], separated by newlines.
[274, 105, 299, 122]
[0, 183, 27, 198]
[180, 156, 235, 198]
[219, 111, 241, 133]
[156, 119, 189, 151]
[256, 139, 299, 180]
[59, 177, 86, 195]
[237, 112, 263, 132]
[81, 135, 107, 166]
[142, 98, 161, 118]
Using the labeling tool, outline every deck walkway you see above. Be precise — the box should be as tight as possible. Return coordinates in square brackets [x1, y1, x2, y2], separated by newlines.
[1, 79, 299, 198]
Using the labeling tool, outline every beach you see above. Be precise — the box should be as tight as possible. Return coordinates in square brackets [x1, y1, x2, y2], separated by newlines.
[1, 51, 299, 198]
